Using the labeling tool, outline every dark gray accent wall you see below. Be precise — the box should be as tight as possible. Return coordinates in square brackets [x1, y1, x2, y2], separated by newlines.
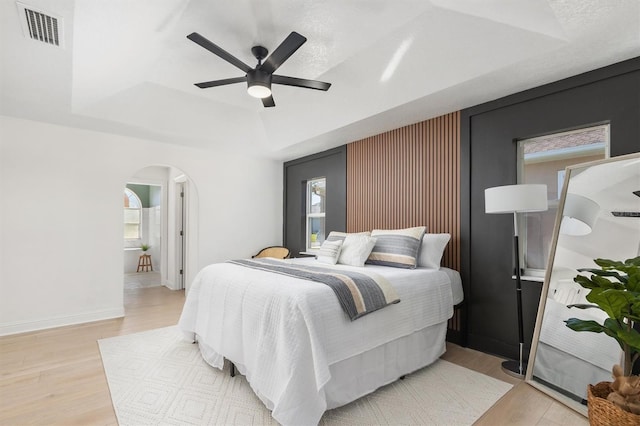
[461, 57, 640, 360]
[283, 146, 347, 256]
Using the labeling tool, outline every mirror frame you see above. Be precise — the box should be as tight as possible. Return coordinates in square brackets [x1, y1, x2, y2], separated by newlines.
[525, 151, 640, 416]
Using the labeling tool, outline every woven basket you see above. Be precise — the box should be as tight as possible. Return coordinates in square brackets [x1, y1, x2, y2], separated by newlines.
[587, 382, 640, 426]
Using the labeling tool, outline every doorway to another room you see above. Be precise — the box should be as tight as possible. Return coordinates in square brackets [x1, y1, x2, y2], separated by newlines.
[124, 184, 162, 289]
[123, 166, 191, 294]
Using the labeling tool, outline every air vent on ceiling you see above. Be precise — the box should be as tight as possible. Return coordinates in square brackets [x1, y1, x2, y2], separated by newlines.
[16, 2, 64, 48]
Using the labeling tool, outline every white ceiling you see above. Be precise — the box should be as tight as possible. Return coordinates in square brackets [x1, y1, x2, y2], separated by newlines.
[1, 0, 639, 160]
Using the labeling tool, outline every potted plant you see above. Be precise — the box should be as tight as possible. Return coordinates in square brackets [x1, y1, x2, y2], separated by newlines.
[565, 256, 640, 422]
[141, 244, 150, 252]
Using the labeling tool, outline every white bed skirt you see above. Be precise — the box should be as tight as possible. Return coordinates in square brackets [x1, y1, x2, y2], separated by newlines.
[324, 321, 447, 409]
[533, 341, 613, 401]
[197, 321, 447, 414]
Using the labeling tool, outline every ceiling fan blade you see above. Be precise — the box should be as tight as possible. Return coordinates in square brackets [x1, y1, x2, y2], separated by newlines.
[195, 76, 246, 89]
[262, 95, 275, 108]
[260, 32, 306, 74]
[272, 75, 331, 91]
[187, 32, 252, 73]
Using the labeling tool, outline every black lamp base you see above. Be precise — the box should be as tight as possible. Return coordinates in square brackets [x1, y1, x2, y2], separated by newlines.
[501, 360, 527, 379]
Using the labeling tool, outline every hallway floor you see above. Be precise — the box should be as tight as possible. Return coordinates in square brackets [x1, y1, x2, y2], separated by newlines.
[124, 271, 161, 290]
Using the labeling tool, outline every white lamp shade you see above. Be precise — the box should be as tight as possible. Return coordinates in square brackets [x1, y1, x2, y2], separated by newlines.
[560, 193, 600, 236]
[485, 184, 548, 214]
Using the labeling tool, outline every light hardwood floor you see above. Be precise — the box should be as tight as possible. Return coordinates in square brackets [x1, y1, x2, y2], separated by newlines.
[0, 286, 587, 425]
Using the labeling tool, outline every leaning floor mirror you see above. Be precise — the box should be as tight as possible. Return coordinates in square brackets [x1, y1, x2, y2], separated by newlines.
[526, 152, 640, 415]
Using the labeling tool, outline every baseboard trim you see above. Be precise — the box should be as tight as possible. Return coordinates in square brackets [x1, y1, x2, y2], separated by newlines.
[467, 333, 531, 363]
[446, 329, 466, 346]
[0, 307, 125, 337]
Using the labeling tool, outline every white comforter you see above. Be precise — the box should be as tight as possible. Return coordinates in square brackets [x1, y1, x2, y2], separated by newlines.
[178, 258, 459, 425]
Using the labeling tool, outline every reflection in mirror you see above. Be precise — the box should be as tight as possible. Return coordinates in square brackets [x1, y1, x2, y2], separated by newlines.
[526, 152, 640, 415]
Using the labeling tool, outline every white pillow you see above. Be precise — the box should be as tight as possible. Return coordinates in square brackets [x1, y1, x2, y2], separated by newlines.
[316, 239, 343, 265]
[417, 233, 451, 269]
[326, 231, 371, 242]
[338, 234, 377, 267]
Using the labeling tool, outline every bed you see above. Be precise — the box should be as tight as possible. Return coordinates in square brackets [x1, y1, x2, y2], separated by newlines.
[179, 239, 462, 425]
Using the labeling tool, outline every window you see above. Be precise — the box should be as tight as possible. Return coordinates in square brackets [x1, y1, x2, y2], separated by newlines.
[517, 124, 608, 275]
[124, 188, 142, 240]
[306, 177, 326, 251]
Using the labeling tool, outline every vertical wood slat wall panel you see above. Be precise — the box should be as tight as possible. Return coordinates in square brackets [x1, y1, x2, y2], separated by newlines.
[346, 111, 460, 271]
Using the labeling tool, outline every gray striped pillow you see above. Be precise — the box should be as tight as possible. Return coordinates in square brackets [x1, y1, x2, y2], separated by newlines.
[366, 226, 426, 269]
[316, 239, 343, 265]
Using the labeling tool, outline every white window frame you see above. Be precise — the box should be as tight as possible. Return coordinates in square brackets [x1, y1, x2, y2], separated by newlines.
[517, 124, 609, 277]
[124, 188, 143, 241]
[306, 177, 326, 252]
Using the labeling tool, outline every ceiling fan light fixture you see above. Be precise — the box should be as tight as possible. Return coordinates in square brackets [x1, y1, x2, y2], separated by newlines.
[247, 83, 271, 98]
[247, 69, 272, 98]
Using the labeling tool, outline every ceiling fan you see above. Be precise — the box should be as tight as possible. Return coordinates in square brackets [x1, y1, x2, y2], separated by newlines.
[611, 189, 640, 218]
[187, 31, 331, 107]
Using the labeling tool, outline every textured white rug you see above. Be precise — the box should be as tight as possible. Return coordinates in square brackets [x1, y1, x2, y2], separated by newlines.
[99, 326, 512, 425]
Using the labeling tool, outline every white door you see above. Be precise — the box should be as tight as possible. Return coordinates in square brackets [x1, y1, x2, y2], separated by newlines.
[176, 182, 186, 289]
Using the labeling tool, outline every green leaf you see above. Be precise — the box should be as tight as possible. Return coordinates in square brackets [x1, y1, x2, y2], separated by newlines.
[566, 303, 600, 310]
[631, 300, 640, 318]
[616, 327, 640, 353]
[565, 318, 606, 333]
[607, 320, 626, 346]
[602, 318, 626, 349]
[594, 258, 626, 269]
[564, 318, 626, 351]
[627, 270, 640, 292]
[574, 273, 625, 290]
[586, 289, 635, 319]
[624, 256, 640, 267]
[577, 268, 628, 284]
[594, 275, 625, 289]
[574, 275, 598, 290]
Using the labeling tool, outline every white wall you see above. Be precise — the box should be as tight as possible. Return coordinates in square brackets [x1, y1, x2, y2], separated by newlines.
[0, 116, 283, 335]
[124, 248, 144, 273]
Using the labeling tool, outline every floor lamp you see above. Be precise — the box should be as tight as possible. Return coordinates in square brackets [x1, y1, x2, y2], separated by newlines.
[485, 184, 548, 378]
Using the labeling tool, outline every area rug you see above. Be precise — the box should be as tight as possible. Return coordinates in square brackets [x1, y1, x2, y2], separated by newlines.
[98, 326, 512, 425]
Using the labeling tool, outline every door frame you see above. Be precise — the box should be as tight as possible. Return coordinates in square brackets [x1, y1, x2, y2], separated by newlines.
[174, 177, 187, 290]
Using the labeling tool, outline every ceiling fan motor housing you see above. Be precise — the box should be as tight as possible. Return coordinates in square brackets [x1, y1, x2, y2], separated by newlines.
[247, 69, 272, 97]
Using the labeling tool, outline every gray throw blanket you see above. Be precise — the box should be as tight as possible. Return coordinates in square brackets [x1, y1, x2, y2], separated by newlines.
[228, 258, 400, 320]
